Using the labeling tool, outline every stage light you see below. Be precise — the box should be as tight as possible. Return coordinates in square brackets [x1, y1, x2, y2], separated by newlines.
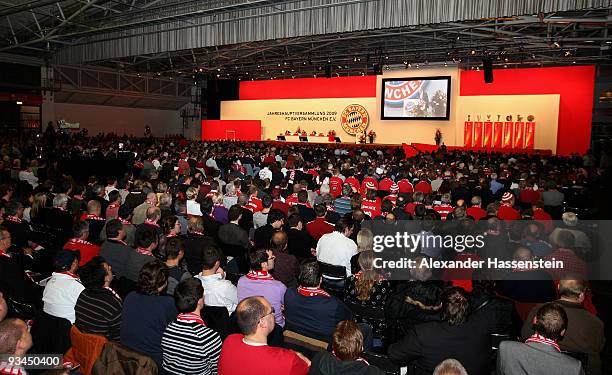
[281, 70, 285, 73]
[277, 63, 281, 67]
[16, 101, 22, 105]
[572, 61, 576, 64]
[217, 68, 221, 71]
[216, 74, 220, 78]
[245, 72, 249, 75]
[257, 65, 261, 68]
[470, 49, 476, 55]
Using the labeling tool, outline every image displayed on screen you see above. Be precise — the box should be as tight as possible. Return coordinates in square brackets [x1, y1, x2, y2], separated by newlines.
[382, 77, 451, 120]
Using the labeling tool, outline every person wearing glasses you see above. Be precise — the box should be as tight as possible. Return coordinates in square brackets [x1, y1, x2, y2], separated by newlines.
[218, 296, 309, 375]
[237, 248, 286, 328]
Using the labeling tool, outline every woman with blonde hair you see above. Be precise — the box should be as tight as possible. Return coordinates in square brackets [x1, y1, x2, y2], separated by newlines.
[351, 228, 373, 274]
[185, 186, 202, 216]
[344, 250, 391, 341]
[29, 192, 47, 224]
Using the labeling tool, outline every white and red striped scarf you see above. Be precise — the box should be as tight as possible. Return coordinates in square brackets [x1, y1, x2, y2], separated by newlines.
[5, 215, 21, 224]
[84, 213, 104, 221]
[177, 312, 206, 326]
[110, 238, 128, 246]
[136, 247, 153, 256]
[0, 362, 27, 375]
[144, 219, 160, 227]
[104, 286, 121, 300]
[245, 270, 274, 281]
[0, 250, 11, 258]
[525, 333, 560, 352]
[57, 271, 80, 280]
[297, 286, 330, 297]
[67, 238, 93, 246]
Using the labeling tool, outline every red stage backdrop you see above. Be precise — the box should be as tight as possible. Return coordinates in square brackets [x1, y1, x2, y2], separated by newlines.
[240, 76, 377, 100]
[460, 66, 595, 155]
[201, 120, 261, 141]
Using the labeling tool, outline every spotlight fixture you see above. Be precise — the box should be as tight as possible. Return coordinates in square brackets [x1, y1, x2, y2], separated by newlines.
[470, 49, 476, 55]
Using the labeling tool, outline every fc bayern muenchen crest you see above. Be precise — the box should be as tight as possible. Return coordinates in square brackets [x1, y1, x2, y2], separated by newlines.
[340, 104, 369, 136]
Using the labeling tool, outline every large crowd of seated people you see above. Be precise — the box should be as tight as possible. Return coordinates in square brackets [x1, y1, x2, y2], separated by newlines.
[0, 128, 610, 375]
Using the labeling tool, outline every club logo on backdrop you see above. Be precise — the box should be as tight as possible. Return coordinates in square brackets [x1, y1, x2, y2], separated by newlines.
[340, 104, 369, 136]
[384, 80, 424, 103]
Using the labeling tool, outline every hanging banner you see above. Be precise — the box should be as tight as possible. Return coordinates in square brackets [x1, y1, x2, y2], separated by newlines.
[483, 121, 493, 148]
[525, 122, 536, 149]
[503, 121, 514, 148]
[493, 122, 503, 148]
[514, 122, 525, 149]
[464, 122, 473, 147]
[473, 122, 483, 148]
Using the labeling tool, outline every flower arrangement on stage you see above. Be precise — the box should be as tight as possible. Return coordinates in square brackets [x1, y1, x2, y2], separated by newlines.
[368, 130, 376, 143]
[358, 132, 367, 144]
[435, 128, 443, 146]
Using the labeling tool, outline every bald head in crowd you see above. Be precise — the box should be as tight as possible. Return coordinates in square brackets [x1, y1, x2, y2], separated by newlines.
[0, 318, 33, 357]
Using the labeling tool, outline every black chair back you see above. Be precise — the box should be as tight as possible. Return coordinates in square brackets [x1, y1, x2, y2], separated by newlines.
[318, 261, 346, 296]
[362, 351, 400, 375]
[201, 305, 231, 340]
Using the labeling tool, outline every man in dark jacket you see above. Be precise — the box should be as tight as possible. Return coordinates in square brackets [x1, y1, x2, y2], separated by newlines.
[388, 287, 491, 375]
[100, 219, 135, 279]
[183, 216, 217, 275]
[284, 259, 352, 341]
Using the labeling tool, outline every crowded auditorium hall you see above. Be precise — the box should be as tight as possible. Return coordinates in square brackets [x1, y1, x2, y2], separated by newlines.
[0, 1, 611, 375]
